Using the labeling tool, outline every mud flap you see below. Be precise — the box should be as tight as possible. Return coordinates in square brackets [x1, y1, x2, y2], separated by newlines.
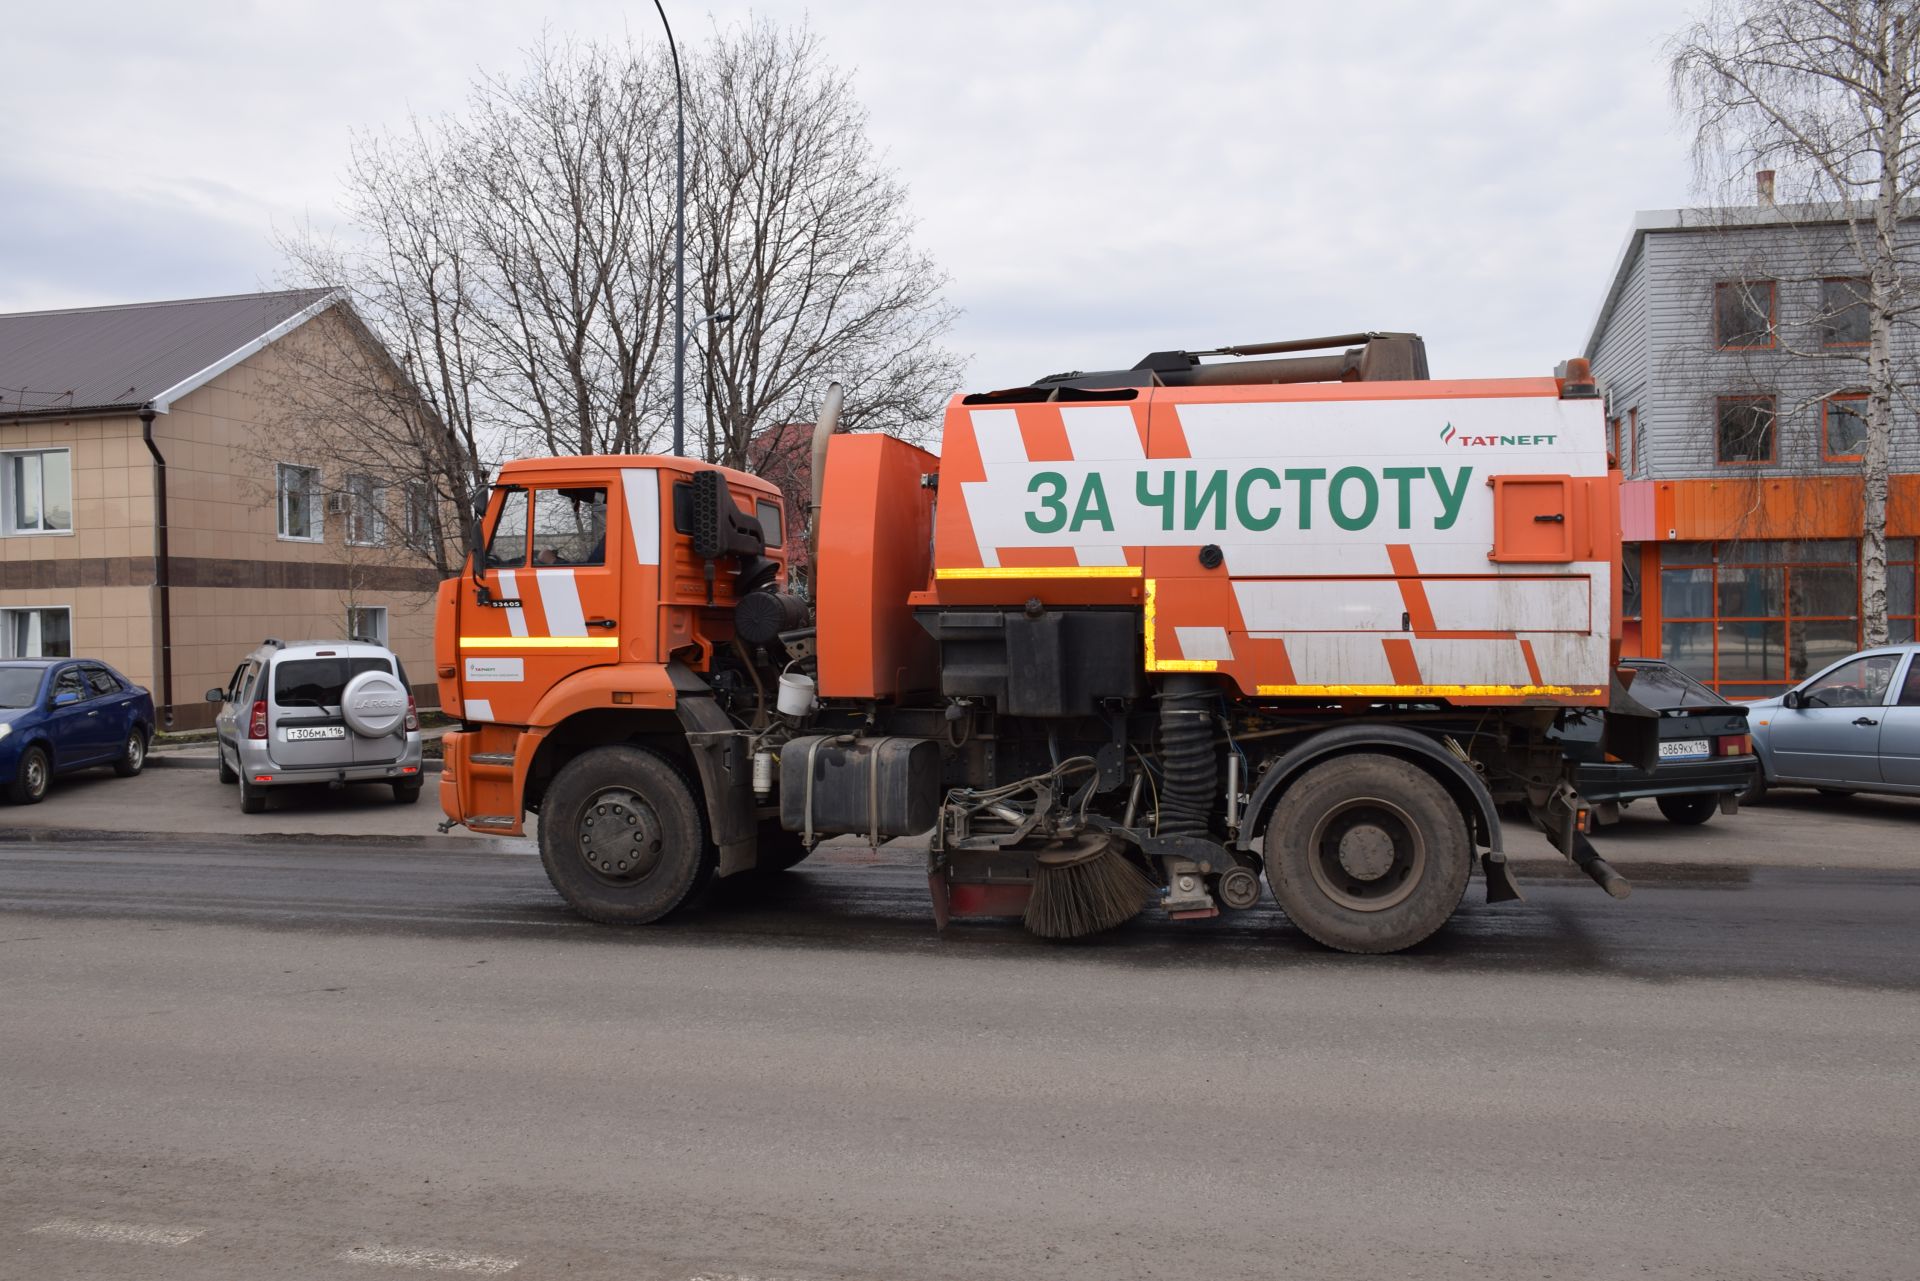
[1483, 850, 1525, 904]
[672, 665, 758, 877]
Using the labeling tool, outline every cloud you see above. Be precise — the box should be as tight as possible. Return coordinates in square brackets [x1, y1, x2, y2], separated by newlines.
[4, 0, 1696, 390]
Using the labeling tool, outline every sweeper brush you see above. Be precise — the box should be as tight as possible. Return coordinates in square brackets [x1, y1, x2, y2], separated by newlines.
[1024, 835, 1156, 939]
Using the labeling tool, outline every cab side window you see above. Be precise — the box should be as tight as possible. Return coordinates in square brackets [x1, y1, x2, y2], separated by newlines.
[486, 489, 530, 568]
[529, 487, 607, 567]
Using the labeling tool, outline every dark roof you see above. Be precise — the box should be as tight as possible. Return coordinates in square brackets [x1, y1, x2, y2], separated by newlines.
[0, 288, 334, 421]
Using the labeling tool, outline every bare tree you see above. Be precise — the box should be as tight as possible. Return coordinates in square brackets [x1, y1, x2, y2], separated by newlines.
[280, 23, 960, 533]
[1672, 0, 1920, 644]
[687, 21, 964, 470]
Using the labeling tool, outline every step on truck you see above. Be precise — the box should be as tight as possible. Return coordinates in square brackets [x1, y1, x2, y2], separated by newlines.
[435, 333, 1657, 953]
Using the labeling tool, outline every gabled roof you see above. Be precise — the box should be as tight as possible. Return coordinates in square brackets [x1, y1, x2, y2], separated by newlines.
[0, 288, 336, 422]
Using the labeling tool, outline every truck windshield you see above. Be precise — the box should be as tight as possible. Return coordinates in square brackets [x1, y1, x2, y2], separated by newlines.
[275, 657, 393, 708]
[0, 668, 42, 708]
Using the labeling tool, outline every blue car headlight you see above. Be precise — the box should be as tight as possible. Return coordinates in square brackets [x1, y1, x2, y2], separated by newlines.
[0, 721, 12, 741]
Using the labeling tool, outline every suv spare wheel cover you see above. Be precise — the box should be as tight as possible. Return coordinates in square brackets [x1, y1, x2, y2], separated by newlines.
[340, 669, 409, 738]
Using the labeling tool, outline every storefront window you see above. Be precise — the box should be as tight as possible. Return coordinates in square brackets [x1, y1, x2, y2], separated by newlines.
[1657, 540, 1865, 695]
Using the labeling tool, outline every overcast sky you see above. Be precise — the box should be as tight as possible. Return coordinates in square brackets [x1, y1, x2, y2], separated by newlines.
[7, 0, 1695, 391]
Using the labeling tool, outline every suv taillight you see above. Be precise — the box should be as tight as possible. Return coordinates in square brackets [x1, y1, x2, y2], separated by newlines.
[249, 700, 269, 740]
[405, 696, 419, 733]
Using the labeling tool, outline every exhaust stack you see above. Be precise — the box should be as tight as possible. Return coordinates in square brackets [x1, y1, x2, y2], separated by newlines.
[808, 381, 844, 577]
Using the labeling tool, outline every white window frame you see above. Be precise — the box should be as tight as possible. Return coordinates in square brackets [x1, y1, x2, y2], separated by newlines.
[1, 605, 74, 658]
[347, 605, 390, 647]
[346, 473, 388, 547]
[2, 447, 75, 537]
[277, 462, 324, 542]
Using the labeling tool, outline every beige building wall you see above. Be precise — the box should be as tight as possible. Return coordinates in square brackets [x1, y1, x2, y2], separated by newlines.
[1, 308, 445, 731]
[0, 413, 158, 690]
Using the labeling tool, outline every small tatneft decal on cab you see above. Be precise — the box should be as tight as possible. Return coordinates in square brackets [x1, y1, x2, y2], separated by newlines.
[466, 657, 525, 683]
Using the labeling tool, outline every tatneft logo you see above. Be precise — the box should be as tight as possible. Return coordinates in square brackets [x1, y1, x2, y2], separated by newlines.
[1440, 422, 1557, 447]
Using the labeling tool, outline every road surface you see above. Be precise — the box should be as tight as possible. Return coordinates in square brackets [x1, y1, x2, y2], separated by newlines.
[2, 826, 1916, 1280]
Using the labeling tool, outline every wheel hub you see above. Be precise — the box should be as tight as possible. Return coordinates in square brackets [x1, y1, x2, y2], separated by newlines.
[1308, 796, 1425, 913]
[578, 788, 665, 885]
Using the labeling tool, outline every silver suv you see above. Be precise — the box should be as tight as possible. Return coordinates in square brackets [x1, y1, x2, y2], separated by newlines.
[207, 639, 424, 813]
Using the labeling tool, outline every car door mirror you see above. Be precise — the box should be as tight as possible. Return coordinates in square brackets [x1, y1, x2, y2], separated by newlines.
[1782, 689, 1803, 710]
[205, 688, 226, 704]
[51, 690, 82, 708]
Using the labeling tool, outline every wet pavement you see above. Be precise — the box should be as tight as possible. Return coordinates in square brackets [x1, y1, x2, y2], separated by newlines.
[3, 820, 1917, 1280]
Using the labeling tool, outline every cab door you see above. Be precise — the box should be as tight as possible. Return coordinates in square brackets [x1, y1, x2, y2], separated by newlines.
[460, 479, 620, 724]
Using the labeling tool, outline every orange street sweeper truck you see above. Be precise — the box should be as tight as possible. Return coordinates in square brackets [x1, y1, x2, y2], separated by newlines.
[434, 332, 1662, 953]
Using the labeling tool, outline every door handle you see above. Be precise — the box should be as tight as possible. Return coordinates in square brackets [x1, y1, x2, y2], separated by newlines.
[1533, 512, 1566, 523]
[586, 617, 617, 630]
[1853, 716, 1879, 727]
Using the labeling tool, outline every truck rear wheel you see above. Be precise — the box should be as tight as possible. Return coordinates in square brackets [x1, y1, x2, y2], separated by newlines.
[1263, 754, 1471, 954]
[538, 746, 714, 924]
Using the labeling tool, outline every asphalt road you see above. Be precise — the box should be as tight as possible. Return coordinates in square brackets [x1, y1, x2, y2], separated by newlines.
[3, 819, 1918, 1280]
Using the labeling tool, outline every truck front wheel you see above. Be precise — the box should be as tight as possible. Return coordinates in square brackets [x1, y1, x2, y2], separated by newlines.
[1263, 754, 1471, 954]
[538, 746, 714, 924]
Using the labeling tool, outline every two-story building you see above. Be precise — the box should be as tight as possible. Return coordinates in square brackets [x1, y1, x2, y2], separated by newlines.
[1586, 200, 1920, 697]
[0, 289, 444, 729]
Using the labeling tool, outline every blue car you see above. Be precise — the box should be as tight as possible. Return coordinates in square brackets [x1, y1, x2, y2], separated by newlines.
[0, 659, 156, 804]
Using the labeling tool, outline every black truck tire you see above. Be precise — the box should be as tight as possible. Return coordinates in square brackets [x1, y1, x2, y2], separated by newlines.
[1263, 753, 1471, 954]
[538, 745, 714, 924]
[1655, 793, 1718, 826]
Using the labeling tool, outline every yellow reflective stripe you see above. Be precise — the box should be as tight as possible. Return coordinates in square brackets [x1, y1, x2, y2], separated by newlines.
[459, 636, 619, 650]
[1140, 577, 1218, 672]
[1255, 684, 1603, 698]
[934, 565, 1143, 579]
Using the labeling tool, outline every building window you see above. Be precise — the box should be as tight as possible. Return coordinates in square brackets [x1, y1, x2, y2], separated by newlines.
[278, 463, 322, 541]
[1820, 277, 1869, 347]
[346, 473, 387, 546]
[403, 481, 432, 549]
[348, 605, 389, 647]
[1, 607, 72, 658]
[1658, 540, 1866, 696]
[1714, 280, 1776, 350]
[3, 448, 73, 535]
[1890, 538, 1918, 644]
[1628, 407, 1639, 474]
[1824, 394, 1868, 461]
[1716, 395, 1776, 463]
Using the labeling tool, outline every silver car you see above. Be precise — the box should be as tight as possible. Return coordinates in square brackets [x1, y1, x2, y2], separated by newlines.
[207, 639, 425, 813]
[1744, 643, 1920, 801]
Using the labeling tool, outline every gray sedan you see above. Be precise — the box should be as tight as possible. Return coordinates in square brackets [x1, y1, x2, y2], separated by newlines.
[1744, 643, 1920, 801]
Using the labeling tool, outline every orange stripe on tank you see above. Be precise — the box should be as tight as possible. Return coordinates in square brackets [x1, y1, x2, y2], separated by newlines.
[1017, 404, 1074, 462]
[1385, 544, 1437, 633]
[1520, 639, 1545, 685]
[1382, 638, 1422, 685]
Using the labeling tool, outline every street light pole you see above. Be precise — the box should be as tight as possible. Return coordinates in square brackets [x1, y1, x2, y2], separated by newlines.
[653, 0, 687, 458]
